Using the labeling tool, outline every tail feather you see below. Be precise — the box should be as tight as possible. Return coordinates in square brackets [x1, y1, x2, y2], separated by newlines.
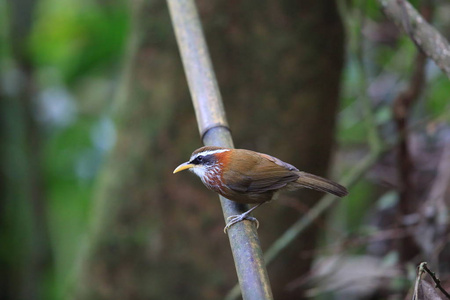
[295, 172, 348, 197]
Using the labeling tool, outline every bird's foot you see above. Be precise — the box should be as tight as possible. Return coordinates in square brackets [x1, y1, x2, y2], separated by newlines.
[224, 213, 259, 234]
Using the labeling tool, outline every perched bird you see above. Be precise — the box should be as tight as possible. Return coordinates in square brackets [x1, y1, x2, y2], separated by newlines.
[173, 146, 348, 232]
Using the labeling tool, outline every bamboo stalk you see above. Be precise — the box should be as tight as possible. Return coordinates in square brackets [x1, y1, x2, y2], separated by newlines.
[166, 1, 273, 299]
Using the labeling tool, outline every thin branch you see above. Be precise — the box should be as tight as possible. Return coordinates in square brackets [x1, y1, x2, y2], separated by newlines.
[378, 0, 450, 78]
[422, 263, 450, 299]
[392, 44, 427, 264]
[398, 0, 414, 43]
[392, 0, 431, 264]
[413, 262, 450, 299]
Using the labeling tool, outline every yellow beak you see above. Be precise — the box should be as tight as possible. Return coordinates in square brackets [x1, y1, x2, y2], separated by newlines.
[173, 162, 195, 174]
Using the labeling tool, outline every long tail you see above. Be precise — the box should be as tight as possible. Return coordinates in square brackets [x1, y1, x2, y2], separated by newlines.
[294, 172, 348, 197]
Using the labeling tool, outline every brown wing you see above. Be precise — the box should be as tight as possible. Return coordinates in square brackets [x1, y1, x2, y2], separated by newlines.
[258, 153, 299, 172]
[223, 149, 299, 194]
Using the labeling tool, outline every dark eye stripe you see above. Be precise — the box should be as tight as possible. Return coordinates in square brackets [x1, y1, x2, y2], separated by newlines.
[191, 154, 215, 165]
[190, 155, 203, 164]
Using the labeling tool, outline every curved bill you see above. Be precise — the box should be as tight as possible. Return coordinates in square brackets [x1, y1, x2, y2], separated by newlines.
[173, 162, 195, 174]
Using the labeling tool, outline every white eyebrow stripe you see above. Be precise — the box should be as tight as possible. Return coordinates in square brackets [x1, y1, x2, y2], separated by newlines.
[190, 149, 230, 160]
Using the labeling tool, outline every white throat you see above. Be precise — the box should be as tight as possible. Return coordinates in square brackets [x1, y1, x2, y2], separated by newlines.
[190, 165, 207, 178]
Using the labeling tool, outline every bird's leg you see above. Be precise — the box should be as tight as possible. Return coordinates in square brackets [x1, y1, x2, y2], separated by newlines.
[224, 203, 264, 234]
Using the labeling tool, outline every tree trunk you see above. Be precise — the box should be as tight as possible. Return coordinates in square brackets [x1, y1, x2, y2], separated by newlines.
[205, 1, 344, 298]
[0, 1, 52, 299]
[74, 0, 344, 299]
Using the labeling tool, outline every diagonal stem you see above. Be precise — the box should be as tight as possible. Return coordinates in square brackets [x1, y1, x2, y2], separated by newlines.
[167, 1, 273, 299]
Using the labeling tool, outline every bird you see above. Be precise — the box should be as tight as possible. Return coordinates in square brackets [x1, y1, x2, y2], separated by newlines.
[173, 146, 348, 233]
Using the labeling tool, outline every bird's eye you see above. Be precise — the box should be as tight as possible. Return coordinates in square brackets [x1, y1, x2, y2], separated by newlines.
[191, 155, 204, 164]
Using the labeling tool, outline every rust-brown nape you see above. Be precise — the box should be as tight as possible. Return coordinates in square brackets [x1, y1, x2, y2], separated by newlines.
[214, 150, 230, 170]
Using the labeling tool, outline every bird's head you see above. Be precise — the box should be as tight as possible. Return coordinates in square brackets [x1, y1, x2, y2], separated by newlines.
[173, 146, 231, 180]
